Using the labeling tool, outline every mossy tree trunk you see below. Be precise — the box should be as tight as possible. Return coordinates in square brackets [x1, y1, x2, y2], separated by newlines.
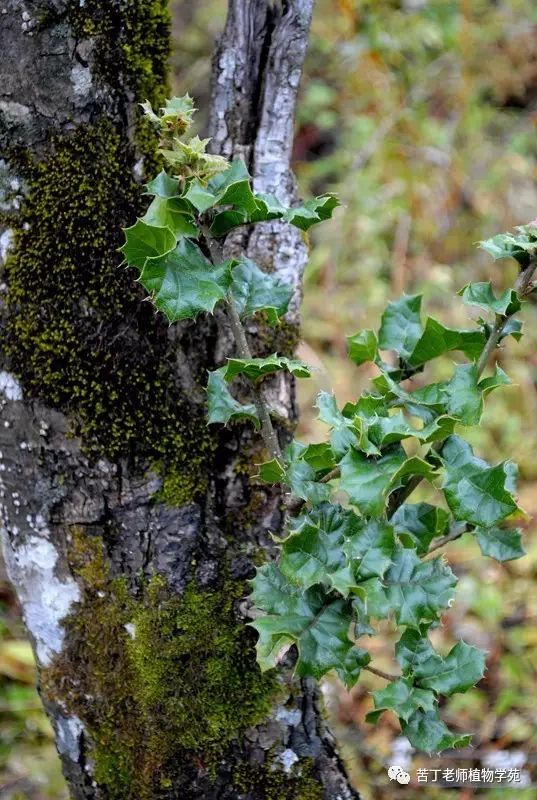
[0, 1, 358, 798]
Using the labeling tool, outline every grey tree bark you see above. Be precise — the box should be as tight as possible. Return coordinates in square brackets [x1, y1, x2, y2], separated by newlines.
[0, 1, 358, 798]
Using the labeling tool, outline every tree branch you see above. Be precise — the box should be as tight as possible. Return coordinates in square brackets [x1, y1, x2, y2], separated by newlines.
[363, 664, 399, 682]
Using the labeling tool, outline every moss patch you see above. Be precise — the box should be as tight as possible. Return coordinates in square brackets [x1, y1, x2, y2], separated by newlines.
[1, 118, 214, 498]
[42, 530, 279, 799]
[65, 0, 170, 104]
[233, 759, 324, 800]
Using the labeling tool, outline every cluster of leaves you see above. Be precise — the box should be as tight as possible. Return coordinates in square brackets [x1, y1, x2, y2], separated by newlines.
[250, 226, 537, 753]
[121, 96, 535, 755]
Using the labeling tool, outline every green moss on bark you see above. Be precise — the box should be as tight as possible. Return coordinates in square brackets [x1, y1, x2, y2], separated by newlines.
[42, 530, 279, 800]
[1, 118, 214, 499]
[233, 759, 324, 800]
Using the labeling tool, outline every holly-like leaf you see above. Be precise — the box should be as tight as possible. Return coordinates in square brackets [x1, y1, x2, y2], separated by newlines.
[121, 219, 176, 268]
[478, 366, 511, 396]
[411, 640, 486, 696]
[249, 193, 288, 223]
[182, 180, 217, 213]
[221, 354, 311, 382]
[209, 209, 248, 237]
[391, 503, 449, 554]
[408, 317, 486, 366]
[381, 549, 457, 627]
[208, 158, 258, 215]
[206, 368, 259, 428]
[402, 708, 471, 753]
[145, 170, 182, 198]
[140, 239, 233, 322]
[460, 281, 521, 316]
[396, 629, 438, 674]
[142, 196, 198, 238]
[441, 436, 519, 528]
[230, 259, 293, 324]
[347, 329, 378, 365]
[367, 678, 436, 724]
[257, 445, 331, 505]
[250, 564, 370, 686]
[286, 456, 331, 505]
[442, 363, 483, 425]
[284, 194, 340, 231]
[476, 526, 525, 562]
[378, 294, 423, 360]
[340, 446, 407, 516]
[280, 504, 362, 595]
[479, 232, 536, 265]
[343, 519, 396, 580]
[257, 458, 286, 484]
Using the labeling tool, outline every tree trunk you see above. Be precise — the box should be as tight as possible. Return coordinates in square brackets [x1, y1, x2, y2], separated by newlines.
[0, 1, 358, 798]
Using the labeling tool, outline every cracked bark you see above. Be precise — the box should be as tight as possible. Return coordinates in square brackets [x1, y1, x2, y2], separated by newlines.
[0, 1, 359, 798]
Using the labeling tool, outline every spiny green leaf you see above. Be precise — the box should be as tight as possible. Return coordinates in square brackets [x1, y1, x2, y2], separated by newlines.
[145, 170, 182, 198]
[121, 219, 176, 268]
[442, 363, 483, 425]
[411, 640, 486, 696]
[250, 564, 369, 686]
[231, 259, 293, 324]
[478, 365, 511, 396]
[378, 294, 423, 360]
[206, 368, 259, 428]
[281, 504, 362, 595]
[208, 158, 258, 215]
[140, 239, 233, 322]
[340, 446, 407, 516]
[257, 458, 286, 484]
[391, 503, 449, 554]
[396, 629, 438, 674]
[382, 549, 457, 628]
[460, 281, 521, 316]
[221, 354, 311, 382]
[367, 679, 436, 724]
[315, 392, 379, 459]
[476, 526, 525, 562]
[142, 196, 198, 238]
[347, 329, 378, 365]
[479, 232, 536, 265]
[286, 457, 331, 505]
[209, 209, 248, 237]
[182, 180, 216, 213]
[408, 317, 486, 366]
[441, 436, 519, 528]
[402, 708, 471, 753]
[284, 194, 340, 231]
[343, 519, 396, 580]
[249, 193, 288, 223]
[257, 445, 331, 505]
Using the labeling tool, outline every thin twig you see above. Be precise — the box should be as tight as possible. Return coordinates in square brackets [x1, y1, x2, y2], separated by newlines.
[363, 664, 399, 682]
[226, 293, 282, 461]
[426, 523, 470, 557]
[201, 225, 283, 461]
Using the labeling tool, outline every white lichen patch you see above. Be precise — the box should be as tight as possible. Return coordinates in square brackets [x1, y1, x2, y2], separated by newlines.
[71, 63, 93, 99]
[0, 371, 22, 401]
[56, 714, 84, 762]
[0, 228, 13, 263]
[277, 748, 299, 774]
[275, 706, 302, 727]
[1, 533, 80, 666]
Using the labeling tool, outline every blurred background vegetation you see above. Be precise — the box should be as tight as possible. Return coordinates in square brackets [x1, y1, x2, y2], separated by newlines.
[2, 1, 537, 797]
